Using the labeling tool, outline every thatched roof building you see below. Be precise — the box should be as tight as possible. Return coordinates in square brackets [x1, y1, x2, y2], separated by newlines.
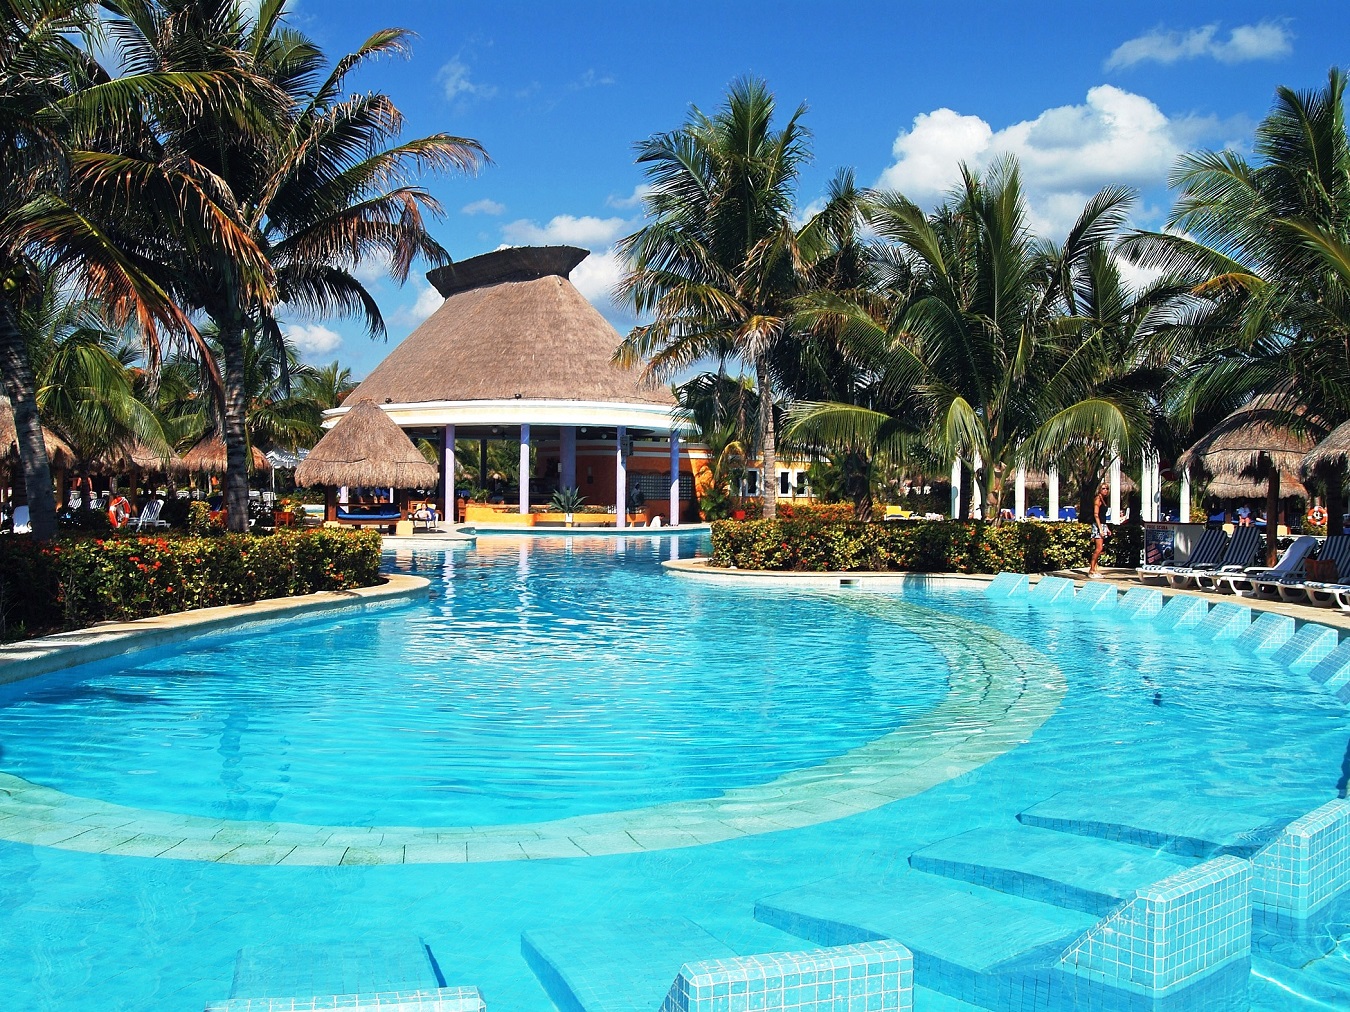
[98, 440, 186, 475]
[1302, 419, 1350, 477]
[1203, 472, 1308, 500]
[296, 398, 437, 489]
[1177, 389, 1320, 478]
[0, 396, 75, 469]
[181, 434, 271, 475]
[337, 245, 676, 435]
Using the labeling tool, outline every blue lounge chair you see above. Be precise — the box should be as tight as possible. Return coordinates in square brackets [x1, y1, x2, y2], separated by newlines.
[1026, 506, 1047, 519]
[1058, 506, 1078, 521]
[1136, 526, 1228, 585]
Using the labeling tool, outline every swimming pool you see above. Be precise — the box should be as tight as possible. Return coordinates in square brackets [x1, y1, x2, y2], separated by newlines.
[0, 534, 1347, 1009]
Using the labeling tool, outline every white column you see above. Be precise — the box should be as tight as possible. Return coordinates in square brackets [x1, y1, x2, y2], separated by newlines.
[669, 430, 680, 527]
[519, 423, 531, 515]
[1048, 466, 1060, 521]
[1014, 466, 1026, 519]
[1109, 455, 1122, 523]
[971, 453, 984, 519]
[1180, 466, 1192, 525]
[615, 426, 627, 529]
[560, 425, 577, 490]
[1151, 455, 1162, 521]
[442, 423, 455, 523]
[1140, 452, 1152, 523]
[950, 458, 961, 519]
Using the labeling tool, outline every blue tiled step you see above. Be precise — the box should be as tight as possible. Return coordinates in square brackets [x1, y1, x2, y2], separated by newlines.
[522, 918, 737, 1012]
[909, 825, 1193, 916]
[228, 938, 443, 998]
[756, 869, 1090, 976]
[1018, 793, 1289, 858]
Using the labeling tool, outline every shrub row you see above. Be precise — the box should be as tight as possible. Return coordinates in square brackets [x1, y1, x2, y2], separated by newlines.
[0, 528, 383, 640]
[710, 519, 1142, 573]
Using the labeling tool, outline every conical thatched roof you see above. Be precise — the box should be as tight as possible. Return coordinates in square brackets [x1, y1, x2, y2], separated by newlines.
[1302, 419, 1350, 477]
[348, 246, 674, 407]
[0, 396, 75, 468]
[181, 434, 270, 475]
[1203, 472, 1308, 500]
[295, 398, 438, 489]
[1177, 390, 1320, 478]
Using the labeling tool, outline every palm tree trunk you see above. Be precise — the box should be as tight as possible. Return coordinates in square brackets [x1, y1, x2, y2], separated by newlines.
[219, 320, 251, 533]
[0, 300, 58, 541]
[757, 357, 776, 520]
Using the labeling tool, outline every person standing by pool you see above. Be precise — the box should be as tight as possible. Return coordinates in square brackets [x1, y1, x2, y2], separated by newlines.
[1088, 481, 1110, 579]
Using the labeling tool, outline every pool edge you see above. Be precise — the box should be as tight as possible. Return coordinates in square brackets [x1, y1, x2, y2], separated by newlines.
[0, 573, 431, 687]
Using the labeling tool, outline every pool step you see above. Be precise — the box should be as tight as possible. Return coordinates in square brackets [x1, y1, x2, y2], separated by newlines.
[1018, 793, 1288, 858]
[909, 825, 1193, 916]
[756, 859, 1252, 1010]
[205, 937, 484, 1011]
[521, 917, 914, 1012]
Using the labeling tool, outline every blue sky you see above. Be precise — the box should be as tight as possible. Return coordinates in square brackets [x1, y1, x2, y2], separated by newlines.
[272, 1, 1350, 378]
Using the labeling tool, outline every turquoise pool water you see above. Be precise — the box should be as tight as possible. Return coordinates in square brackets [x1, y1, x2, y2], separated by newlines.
[0, 535, 1347, 1009]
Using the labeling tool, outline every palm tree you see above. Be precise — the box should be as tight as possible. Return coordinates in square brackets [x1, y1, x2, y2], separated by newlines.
[105, 0, 486, 530]
[0, 1, 244, 538]
[1121, 68, 1350, 530]
[298, 360, 356, 411]
[786, 159, 1145, 520]
[617, 77, 810, 519]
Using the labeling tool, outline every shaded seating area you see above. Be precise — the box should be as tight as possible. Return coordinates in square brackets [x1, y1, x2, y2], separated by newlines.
[296, 398, 439, 532]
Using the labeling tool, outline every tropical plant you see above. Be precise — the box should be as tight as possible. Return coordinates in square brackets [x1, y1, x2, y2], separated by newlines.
[617, 77, 810, 519]
[0, 0, 244, 539]
[1122, 68, 1350, 531]
[298, 360, 356, 410]
[550, 486, 585, 515]
[785, 158, 1148, 521]
[103, 0, 486, 530]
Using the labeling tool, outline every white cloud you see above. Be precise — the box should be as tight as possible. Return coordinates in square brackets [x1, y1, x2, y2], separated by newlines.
[877, 86, 1208, 237]
[392, 284, 444, 328]
[606, 184, 651, 210]
[569, 69, 615, 90]
[285, 322, 342, 357]
[569, 247, 626, 305]
[461, 198, 505, 216]
[438, 57, 496, 103]
[501, 214, 631, 247]
[1106, 22, 1292, 70]
[351, 251, 393, 285]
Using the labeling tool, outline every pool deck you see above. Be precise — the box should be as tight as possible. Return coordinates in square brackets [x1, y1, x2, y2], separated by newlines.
[663, 558, 1350, 633]
[0, 572, 430, 687]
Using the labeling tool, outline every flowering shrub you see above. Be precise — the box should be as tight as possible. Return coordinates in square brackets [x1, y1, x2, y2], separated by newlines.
[0, 528, 382, 639]
[774, 501, 857, 522]
[710, 519, 1139, 573]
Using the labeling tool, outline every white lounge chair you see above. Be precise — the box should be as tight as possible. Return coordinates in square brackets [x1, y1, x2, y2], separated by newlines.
[1209, 535, 1318, 597]
[1278, 535, 1350, 605]
[129, 498, 169, 532]
[1167, 527, 1262, 588]
[1137, 527, 1229, 584]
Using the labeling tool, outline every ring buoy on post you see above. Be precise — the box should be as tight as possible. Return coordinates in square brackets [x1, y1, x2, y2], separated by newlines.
[1308, 506, 1328, 527]
[108, 494, 131, 528]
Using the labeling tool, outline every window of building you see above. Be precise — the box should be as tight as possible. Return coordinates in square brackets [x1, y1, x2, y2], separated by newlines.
[632, 473, 694, 500]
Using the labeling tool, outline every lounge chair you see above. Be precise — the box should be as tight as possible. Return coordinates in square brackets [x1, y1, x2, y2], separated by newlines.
[1136, 526, 1228, 585]
[410, 504, 440, 531]
[9, 505, 29, 534]
[1166, 525, 1262, 588]
[129, 498, 169, 532]
[1058, 506, 1078, 521]
[1287, 534, 1350, 606]
[1207, 535, 1318, 597]
[1025, 506, 1047, 519]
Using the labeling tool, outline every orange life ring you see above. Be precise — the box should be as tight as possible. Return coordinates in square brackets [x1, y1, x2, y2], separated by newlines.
[1308, 506, 1328, 526]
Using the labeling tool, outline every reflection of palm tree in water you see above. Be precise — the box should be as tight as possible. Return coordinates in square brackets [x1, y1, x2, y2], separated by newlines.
[215, 704, 285, 823]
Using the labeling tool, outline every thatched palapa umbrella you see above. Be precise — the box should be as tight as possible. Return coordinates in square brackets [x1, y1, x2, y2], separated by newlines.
[296, 398, 438, 523]
[0, 395, 75, 507]
[182, 434, 271, 475]
[1301, 419, 1350, 535]
[1179, 390, 1321, 563]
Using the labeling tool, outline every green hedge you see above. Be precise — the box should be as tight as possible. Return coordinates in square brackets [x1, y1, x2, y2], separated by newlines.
[710, 519, 1142, 573]
[0, 528, 383, 640]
